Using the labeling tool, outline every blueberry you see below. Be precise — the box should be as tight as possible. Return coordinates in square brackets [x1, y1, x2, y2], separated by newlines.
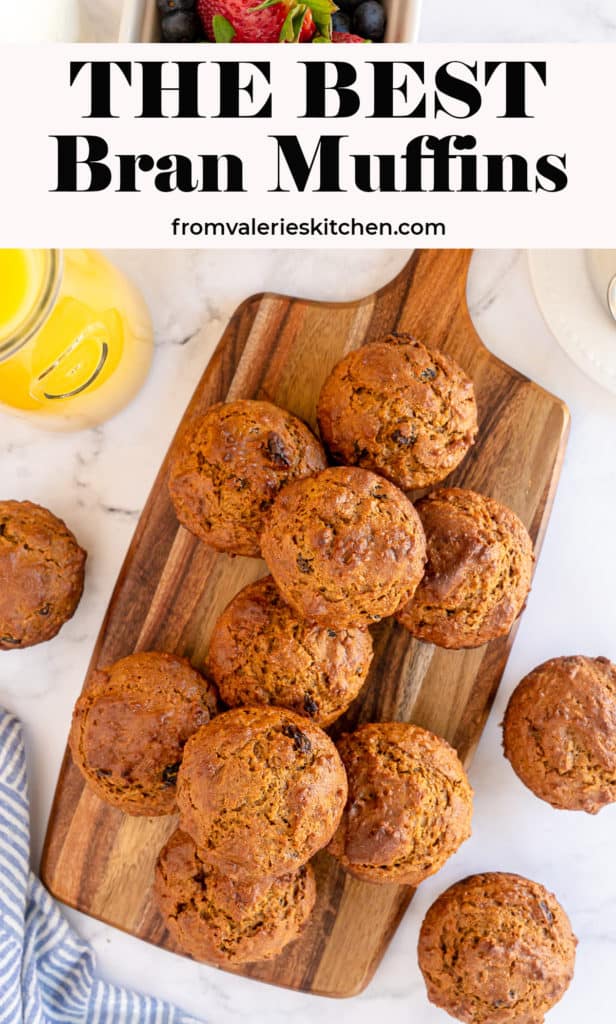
[353, 0, 385, 39]
[160, 10, 200, 40]
[332, 10, 352, 32]
[157, 0, 194, 12]
[336, 0, 363, 13]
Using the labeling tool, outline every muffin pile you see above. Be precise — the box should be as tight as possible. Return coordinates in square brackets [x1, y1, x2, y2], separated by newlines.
[163, 334, 533, 971]
[62, 336, 494, 969]
[15, 329, 607, 1018]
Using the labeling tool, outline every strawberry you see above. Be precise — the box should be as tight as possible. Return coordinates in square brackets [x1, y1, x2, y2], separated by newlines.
[331, 30, 368, 40]
[197, 0, 336, 42]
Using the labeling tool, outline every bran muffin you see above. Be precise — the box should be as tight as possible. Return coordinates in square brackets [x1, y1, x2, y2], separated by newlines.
[397, 488, 534, 649]
[207, 575, 373, 727]
[176, 706, 348, 879]
[260, 467, 426, 629]
[0, 500, 86, 650]
[155, 829, 316, 966]
[70, 651, 218, 816]
[316, 333, 478, 490]
[328, 722, 473, 885]
[503, 655, 616, 814]
[418, 872, 577, 1024]
[168, 399, 326, 558]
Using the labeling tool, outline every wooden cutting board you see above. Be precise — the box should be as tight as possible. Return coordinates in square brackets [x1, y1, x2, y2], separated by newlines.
[41, 250, 570, 998]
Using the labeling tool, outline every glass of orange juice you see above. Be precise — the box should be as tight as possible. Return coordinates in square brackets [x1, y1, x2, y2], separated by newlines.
[0, 249, 153, 430]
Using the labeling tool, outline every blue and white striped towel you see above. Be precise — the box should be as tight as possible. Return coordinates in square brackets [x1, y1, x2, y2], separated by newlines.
[0, 709, 205, 1024]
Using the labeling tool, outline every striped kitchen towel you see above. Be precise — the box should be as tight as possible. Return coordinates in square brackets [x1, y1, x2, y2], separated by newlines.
[0, 710, 204, 1024]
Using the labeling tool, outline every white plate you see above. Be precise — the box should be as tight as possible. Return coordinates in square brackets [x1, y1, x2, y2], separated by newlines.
[528, 249, 616, 396]
[119, 0, 423, 42]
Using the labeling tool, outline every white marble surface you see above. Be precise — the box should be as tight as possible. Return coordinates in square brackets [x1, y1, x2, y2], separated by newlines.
[2, 249, 616, 1023]
[81, 0, 616, 40]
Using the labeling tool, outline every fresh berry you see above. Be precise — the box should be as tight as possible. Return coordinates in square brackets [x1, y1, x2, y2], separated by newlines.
[161, 10, 201, 38]
[336, 0, 363, 13]
[331, 30, 367, 40]
[332, 11, 351, 32]
[197, 0, 335, 42]
[157, 0, 195, 13]
[352, 0, 384, 39]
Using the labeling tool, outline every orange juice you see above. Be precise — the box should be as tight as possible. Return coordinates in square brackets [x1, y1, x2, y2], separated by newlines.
[0, 250, 153, 429]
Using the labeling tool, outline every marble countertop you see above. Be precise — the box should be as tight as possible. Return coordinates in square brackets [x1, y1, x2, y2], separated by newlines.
[82, 0, 616, 41]
[2, 248, 616, 1023]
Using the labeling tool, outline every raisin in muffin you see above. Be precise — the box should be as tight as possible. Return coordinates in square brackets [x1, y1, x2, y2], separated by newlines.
[70, 651, 218, 816]
[397, 488, 534, 649]
[176, 706, 347, 879]
[503, 655, 616, 813]
[261, 467, 426, 629]
[155, 829, 316, 966]
[328, 722, 472, 885]
[168, 399, 326, 558]
[418, 872, 577, 1024]
[317, 334, 478, 491]
[0, 500, 86, 650]
[208, 575, 373, 727]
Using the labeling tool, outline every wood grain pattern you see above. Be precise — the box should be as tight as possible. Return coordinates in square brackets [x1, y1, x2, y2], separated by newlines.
[41, 250, 570, 998]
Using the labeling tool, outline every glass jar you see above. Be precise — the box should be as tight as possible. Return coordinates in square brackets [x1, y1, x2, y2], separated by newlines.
[0, 250, 153, 430]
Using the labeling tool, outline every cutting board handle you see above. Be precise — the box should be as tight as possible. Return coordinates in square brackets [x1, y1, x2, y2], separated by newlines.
[371, 249, 475, 353]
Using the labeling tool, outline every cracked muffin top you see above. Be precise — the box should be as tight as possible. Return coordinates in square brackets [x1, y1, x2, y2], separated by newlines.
[397, 488, 534, 649]
[69, 651, 218, 816]
[0, 499, 86, 650]
[168, 399, 327, 558]
[261, 466, 426, 629]
[503, 655, 616, 814]
[154, 829, 316, 966]
[328, 722, 473, 886]
[316, 333, 478, 491]
[207, 575, 373, 727]
[176, 706, 348, 879]
[418, 872, 577, 1024]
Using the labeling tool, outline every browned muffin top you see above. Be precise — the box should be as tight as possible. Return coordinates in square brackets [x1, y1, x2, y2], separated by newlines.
[155, 829, 316, 966]
[0, 499, 86, 650]
[328, 722, 473, 885]
[397, 488, 534, 649]
[316, 333, 478, 490]
[69, 651, 218, 816]
[261, 467, 426, 629]
[168, 399, 326, 558]
[418, 872, 577, 1024]
[503, 655, 616, 814]
[208, 575, 373, 727]
[176, 706, 348, 879]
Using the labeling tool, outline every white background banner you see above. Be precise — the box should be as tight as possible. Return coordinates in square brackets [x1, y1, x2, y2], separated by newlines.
[0, 43, 614, 247]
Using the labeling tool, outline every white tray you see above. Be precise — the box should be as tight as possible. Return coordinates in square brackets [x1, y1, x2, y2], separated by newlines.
[119, 0, 422, 42]
[528, 250, 616, 396]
